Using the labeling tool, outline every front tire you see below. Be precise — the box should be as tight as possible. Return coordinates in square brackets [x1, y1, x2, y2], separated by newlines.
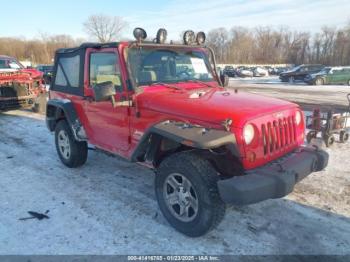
[306, 131, 317, 143]
[315, 77, 324, 86]
[55, 120, 88, 168]
[155, 152, 225, 237]
[324, 134, 335, 147]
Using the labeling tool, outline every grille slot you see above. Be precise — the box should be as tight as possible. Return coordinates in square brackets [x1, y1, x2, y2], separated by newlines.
[262, 116, 296, 155]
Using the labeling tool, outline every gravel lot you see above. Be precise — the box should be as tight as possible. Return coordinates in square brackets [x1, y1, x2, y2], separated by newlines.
[0, 82, 350, 255]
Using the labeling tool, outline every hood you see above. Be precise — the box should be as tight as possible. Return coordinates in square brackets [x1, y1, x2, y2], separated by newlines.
[137, 83, 298, 128]
[0, 68, 43, 79]
[0, 68, 18, 73]
[280, 69, 296, 75]
[20, 68, 43, 79]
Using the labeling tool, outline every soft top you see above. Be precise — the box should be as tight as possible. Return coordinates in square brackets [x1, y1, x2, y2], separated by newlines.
[56, 42, 119, 54]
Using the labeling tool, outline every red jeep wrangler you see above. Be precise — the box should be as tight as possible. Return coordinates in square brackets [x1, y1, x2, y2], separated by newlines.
[46, 28, 328, 237]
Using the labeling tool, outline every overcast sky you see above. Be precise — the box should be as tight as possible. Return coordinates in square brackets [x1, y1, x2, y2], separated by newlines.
[0, 0, 349, 40]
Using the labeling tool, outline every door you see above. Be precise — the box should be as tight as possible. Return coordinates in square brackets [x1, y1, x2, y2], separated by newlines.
[329, 69, 342, 84]
[83, 48, 130, 153]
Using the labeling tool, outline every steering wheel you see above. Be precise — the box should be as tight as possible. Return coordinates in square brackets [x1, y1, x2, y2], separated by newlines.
[176, 66, 192, 78]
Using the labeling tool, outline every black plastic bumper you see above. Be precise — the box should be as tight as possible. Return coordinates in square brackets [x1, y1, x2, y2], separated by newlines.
[217, 147, 329, 205]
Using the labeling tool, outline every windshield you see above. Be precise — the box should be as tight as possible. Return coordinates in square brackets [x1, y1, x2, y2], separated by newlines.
[127, 47, 214, 86]
[291, 65, 302, 72]
[0, 58, 23, 69]
[319, 67, 331, 74]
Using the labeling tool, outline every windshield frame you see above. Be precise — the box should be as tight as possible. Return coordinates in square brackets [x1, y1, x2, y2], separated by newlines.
[125, 44, 219, 91]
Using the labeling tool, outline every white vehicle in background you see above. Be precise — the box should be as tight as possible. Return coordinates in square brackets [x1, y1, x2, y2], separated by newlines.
[253, 67, 269, 77]
[237, 67, 254, 77]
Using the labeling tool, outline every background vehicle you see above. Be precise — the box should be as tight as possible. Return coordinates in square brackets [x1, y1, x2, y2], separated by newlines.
[36, 64, 54, 85]
[223, 65, 236, 77]
[46, 28, 328, 237]
[279, 64, 324, 82]
[236, 66, 253, 77]
[0, 71, 46, 111]
[304, 67, 350, 85]
[0, 55, 43, 79]
[306, 94, 350, 146]
[253, 67, 269, 77]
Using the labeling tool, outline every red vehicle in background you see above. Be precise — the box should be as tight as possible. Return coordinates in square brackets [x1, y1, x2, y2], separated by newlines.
[0, 55, 46, 111]
[46, 28, 328, 237]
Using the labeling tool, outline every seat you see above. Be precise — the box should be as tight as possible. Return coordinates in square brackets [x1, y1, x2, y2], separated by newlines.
[96, 74, 121, 86]
[138, 70, 157, 83]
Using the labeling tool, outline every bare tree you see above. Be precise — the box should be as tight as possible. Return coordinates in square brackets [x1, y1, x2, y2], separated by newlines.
[83, 14, 128, 42]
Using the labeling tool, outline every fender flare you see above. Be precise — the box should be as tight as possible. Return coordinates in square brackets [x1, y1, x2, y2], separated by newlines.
[46, 99, 86, 141]
[131, 121, 240, 162]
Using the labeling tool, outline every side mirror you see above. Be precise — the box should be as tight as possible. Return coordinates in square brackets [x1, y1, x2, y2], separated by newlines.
[220, 74, 229, 87]
[93, 81, 116, 103]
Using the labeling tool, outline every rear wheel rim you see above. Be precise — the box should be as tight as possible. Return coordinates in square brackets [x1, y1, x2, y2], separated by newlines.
[58, 130, 71, 160]
[163, 173, 199, 222]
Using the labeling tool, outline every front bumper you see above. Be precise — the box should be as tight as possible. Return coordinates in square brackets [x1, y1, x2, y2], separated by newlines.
[217, 146, 328, 205]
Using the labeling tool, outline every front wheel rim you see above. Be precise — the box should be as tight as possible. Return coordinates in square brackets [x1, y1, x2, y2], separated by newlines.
[163, 173, 199, 222]
[58, 130, 71, 160]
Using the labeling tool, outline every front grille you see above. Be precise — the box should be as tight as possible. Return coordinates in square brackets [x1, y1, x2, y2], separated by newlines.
[261, 116, 297, 155]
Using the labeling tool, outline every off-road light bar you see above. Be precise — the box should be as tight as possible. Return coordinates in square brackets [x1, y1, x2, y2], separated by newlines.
[133, 28, 147, 42]
[156, 28, 167, 44]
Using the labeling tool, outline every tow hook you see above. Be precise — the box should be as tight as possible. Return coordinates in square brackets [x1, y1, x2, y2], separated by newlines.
[221, 118, 233, 131]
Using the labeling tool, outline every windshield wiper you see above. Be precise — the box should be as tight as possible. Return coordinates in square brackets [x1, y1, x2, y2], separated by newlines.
[150, 82, 182, 90]
[186, 79, 215, 88]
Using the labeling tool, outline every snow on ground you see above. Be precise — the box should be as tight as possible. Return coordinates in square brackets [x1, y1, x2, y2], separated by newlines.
[0, 109, 349, 255]
[229, 76, 350, 111]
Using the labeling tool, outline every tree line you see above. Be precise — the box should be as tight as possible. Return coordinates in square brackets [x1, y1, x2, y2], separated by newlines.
[0, 13, 349, 66]
[206, 24, 350, 66]
[0, 34, 84, 64]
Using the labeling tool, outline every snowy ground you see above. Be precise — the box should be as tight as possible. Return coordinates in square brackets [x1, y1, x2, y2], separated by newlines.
[229, 76, 350, 111]
[0, 87, 350, 254]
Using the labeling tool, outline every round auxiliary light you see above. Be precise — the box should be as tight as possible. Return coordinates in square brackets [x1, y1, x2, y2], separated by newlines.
[196, 31, 206, 45]
[133, 27, 147, 42]
[183, 30, 195, 45]
[156, 28, 167, 44]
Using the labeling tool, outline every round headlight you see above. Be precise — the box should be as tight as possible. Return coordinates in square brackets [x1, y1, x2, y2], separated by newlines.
[243, 124, 255, 145]
[295, 111, 302, 125]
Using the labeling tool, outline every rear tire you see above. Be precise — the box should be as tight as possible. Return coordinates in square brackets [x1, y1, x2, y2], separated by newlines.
[155, 152, 225, 237]
[55, 120, 88, 168]
[340, 131, 349, 143]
